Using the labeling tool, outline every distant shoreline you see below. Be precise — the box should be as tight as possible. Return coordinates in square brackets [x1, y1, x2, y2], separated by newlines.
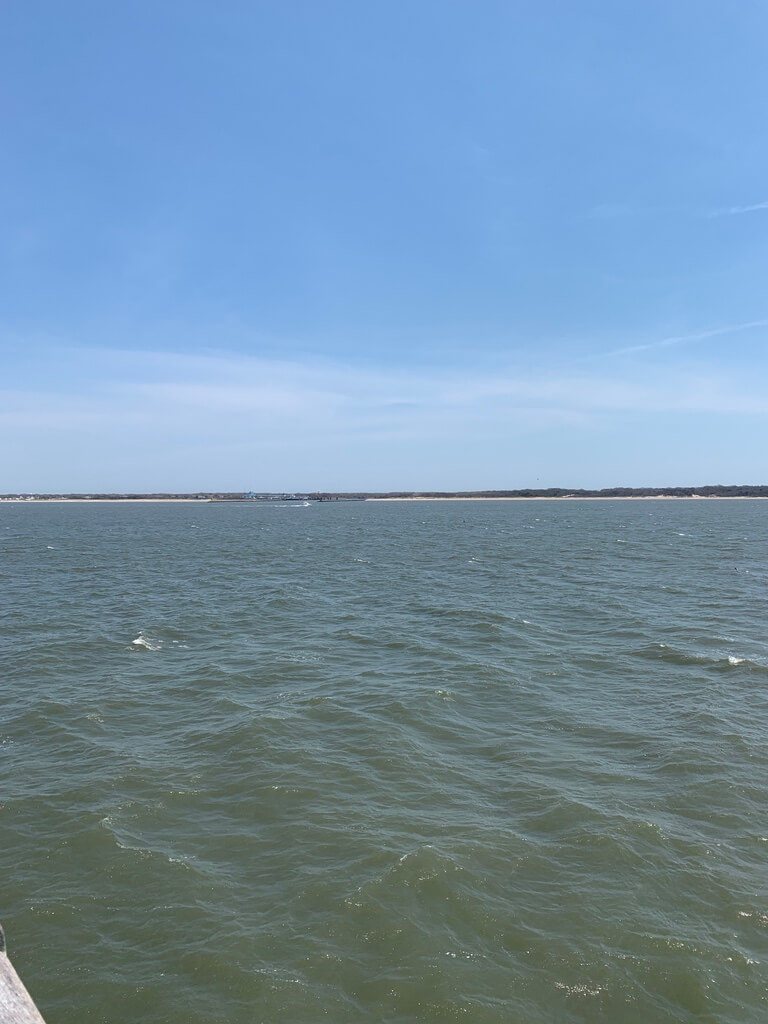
[2, 494, 768, 504]
[0, 498, 203, 503]
[369, 495, 768, 501]
[6, 498, 204, 503]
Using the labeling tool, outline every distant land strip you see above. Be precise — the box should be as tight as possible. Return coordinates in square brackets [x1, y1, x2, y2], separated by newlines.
[2, 486, 768, 502]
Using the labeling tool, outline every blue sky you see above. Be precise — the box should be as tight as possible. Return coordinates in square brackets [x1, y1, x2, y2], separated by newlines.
[3, 0, 768, 491]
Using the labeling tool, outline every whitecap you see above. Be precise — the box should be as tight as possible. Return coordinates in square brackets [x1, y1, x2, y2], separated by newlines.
[130, 632, 161, 651]
[728, 656, 745, 665]
[555, 981, 603, 997]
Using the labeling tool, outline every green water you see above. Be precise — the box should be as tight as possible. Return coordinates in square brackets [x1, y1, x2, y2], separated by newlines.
[3, 500, 768, 1022]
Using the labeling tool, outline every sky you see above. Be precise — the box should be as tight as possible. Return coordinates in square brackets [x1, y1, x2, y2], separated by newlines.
[3, 0, 768, 492]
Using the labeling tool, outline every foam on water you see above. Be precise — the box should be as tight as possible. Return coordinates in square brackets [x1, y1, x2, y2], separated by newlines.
[130, 631, 161, 651]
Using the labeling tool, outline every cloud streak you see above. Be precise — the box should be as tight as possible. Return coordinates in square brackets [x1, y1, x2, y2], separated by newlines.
[4, 343, 767, 425]
[3, 344, 767, 491]
[604, 319, 768, 358]
[709, 200, 768, 217]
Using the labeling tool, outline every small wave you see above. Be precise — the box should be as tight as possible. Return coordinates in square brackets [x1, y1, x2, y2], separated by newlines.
[632, 644, 768, 671]
[389, 846, 462, 885]
[346, 845, 464, 910]
[129, 631, 189, 651]
[130, 632, 162, 651]
[738, 910, 768, 927]
[554, 981, 604, 998]
[279, 652, 322, 664]
[99, 816, 201, 872]
[722, 654, 765, 670]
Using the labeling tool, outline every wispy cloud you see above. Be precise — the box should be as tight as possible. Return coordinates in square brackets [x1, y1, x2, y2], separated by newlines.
[3, 343, 767, 426]
[2, 344, 767, 490]
[708, 200, 768, 217]
[604, 319, 768, 357]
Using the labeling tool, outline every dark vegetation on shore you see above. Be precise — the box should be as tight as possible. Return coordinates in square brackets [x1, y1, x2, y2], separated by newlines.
[3, 485, 768, 501]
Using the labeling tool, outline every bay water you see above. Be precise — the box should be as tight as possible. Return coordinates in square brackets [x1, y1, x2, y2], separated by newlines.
[3, 499, 768, 1023]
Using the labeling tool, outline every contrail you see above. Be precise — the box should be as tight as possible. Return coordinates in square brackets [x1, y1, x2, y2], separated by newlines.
[607, 320, 768, 357]
[709, 200, 768, 217]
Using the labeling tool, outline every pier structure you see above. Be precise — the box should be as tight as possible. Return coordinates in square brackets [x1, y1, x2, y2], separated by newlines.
[0, 927, 47, 1023]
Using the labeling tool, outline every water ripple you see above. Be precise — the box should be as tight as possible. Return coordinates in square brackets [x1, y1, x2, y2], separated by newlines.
[3, 499, 768, 1022]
